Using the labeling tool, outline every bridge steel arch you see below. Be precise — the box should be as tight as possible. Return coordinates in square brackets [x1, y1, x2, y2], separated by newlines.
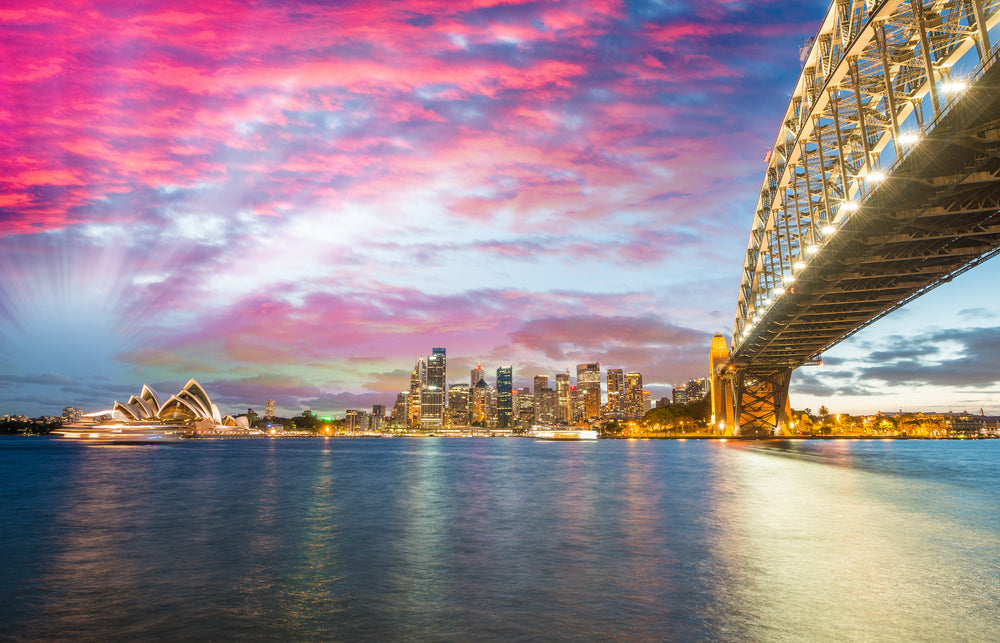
[718, 0, 1000, 437]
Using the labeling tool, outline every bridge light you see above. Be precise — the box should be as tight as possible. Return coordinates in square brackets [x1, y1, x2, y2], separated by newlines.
[822, 225, 837, 235]
[805, 245, 819, 255]
[794, 261, 807, 270]
[899, 132, 920, 145]
[774, 287, 785, 295]
[868, 171, 886, 182]
[841, 201, 859, 213]
[942, 80, 966, 93]
[782, 274, 795, 284]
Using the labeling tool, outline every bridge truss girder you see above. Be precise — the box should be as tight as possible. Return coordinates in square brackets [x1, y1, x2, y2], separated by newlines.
[734, 0, 1000, 347]
[726, 0, 1000, 402]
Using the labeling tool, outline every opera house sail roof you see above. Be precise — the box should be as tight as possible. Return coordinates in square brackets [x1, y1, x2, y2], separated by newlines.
[109, 379, 242, 426]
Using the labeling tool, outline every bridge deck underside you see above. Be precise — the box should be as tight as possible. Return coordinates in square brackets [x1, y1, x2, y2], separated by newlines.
[734, 64, 1000, 377]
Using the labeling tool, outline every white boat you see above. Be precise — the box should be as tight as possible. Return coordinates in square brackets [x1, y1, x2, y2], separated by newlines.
[52, 422, 191, 444]
[528, 428, 599, 441]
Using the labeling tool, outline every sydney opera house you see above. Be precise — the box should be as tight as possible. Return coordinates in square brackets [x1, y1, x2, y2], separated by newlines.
[110, 379, 243, 426]
[55, 379, 250, 443]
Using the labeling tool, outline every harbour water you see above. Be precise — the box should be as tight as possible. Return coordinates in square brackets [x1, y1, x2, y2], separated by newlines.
[2, 436, 998, 640]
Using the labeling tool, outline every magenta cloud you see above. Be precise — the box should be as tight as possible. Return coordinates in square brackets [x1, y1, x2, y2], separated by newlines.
[0, 0, 842, 416]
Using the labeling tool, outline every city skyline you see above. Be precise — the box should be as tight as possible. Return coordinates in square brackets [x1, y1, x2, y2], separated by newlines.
[4, 0, 1000, 418]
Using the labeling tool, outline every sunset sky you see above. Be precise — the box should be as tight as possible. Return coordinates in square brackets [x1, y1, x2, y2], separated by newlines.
[3, 0, 1000, 418]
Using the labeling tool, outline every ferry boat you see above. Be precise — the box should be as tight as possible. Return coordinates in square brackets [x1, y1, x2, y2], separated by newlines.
[52, 421, 191, 444]
[528, 428, 599, 441]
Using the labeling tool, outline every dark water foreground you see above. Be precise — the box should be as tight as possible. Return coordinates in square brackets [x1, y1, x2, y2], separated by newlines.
[1, 436, 998, 641]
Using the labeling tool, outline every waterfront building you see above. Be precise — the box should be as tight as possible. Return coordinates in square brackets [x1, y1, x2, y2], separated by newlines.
[576, 363, 601, 420]
[471, 378, 489, 426]
[408, 358, 425, 427]
[497, 366, 513, 429]
[389, 391, 410, 428]
[264, 399, 275, 419]
[533, 375, 548, 395]
[345, 409, 369, 432]
[421, 348, 446, 430]
[84, 379, 247, 430]
[392, 392, 408, 427]
[642, 390, 651, 415]
[536, 387, 558, 424]
[606, 369, 623, 415]
[62, 407, 83, 422]
[515, 388, 534, 430]
[623, 372, 643, 418]
[448, 384, 470, 428]
[371, 405, 385, 432]
[685, 378, 709, 402]
[556, 372, 571, 423]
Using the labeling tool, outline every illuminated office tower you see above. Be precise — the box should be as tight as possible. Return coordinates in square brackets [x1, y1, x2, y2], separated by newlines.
[408, 357, 425, 427]
[392, 392, 408, 427]
[448, 383, 470, 428]
[496, 366, 513, 429]
[533, 375, 548, 418]
[471, 378, 489, 426]
[642, 391, 651, 415]
[471, 362, 485, 388]
[536, 387, 557, 424]
[515, 388, 534, 430]
[421, 348, 446, 430]
[556, 372, 571, 423]
[624, 372, 643, 417]
[685, 378, 709, 402]
[576, 363, 601, 420]
[371, 405, 385, 432]
[264, 399, 275, 419]
[606, 369, 623, 415]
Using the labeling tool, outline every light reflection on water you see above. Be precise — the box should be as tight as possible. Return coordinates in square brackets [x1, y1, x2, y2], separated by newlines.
[1, 437, 998, 640]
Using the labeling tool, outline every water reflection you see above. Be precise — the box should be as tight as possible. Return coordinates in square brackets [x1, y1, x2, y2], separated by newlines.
[704, 440, 1000, 640]
[2, 437, 998, 640]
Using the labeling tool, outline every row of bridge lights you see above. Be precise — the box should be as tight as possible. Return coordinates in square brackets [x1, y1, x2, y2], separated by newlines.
[739, 140, 918, 342]
[737, 77, 970, 344]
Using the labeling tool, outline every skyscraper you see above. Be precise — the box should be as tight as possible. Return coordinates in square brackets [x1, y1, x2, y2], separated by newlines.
[576, 363, 601, 420]
[624, 372, 643, 417]
[471, 378, 489, 426]
[392, 392, 408, 427]
[471, 363, 485, 388]
[536, 387, 557, 424]
[515, 387, 534, 431]
[533, 375, 548, 396]
[408, 357, 425, 427]
[448, 383, 470, 428]
[606, 369, 624, 415]
[496, 365, 513, 429]
[264, 399, 275, 419]
[556, 372, 571, 423]
[421, 348, 446, 430]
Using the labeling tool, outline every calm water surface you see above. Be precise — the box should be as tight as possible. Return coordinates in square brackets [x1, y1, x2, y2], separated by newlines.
[1, 437, 998, 641]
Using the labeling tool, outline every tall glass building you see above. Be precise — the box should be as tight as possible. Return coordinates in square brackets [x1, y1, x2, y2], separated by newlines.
[496, 366, 513, 429]
[421, 348, 446, 430]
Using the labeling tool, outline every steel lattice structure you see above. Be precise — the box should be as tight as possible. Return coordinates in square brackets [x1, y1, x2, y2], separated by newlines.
[718, 0, 1000, 436]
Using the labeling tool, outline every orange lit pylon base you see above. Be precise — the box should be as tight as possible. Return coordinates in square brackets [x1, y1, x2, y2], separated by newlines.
[729, 368, 793, 438]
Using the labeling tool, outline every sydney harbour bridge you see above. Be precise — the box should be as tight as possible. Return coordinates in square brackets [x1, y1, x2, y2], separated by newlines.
[710, 0, 1000, 437]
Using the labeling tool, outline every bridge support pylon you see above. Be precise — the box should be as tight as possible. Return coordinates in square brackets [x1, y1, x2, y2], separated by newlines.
[709, 334, 735, 434]
[730, 368, 793, 438]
